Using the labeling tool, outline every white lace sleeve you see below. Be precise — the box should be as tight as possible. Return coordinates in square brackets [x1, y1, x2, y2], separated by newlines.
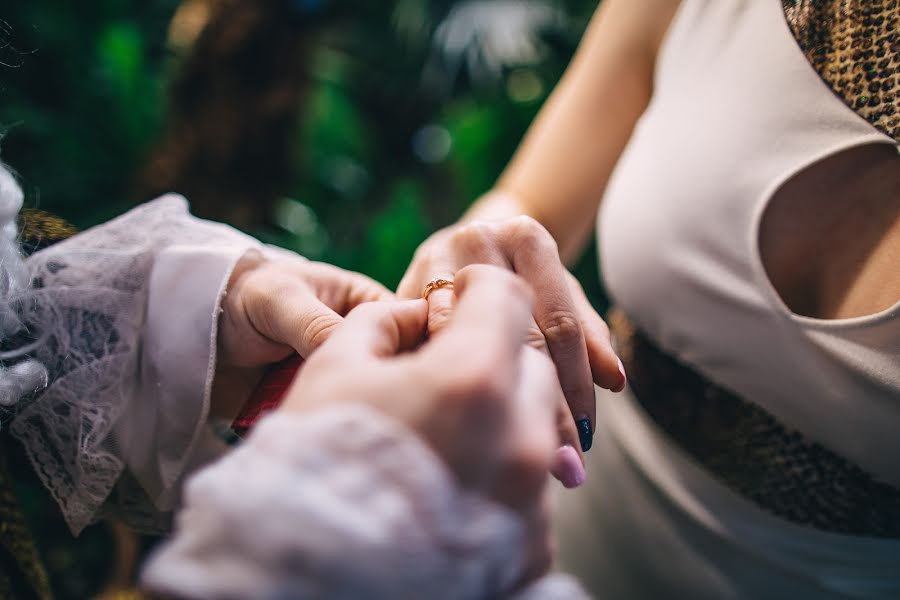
[140, 405, 590, 600]
[10, 195, 262, 534]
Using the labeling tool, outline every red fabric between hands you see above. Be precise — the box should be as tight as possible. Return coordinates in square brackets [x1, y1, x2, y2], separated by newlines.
[232, 355, 304, 437]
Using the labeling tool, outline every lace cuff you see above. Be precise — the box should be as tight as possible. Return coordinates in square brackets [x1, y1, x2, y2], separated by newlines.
[142, 405, 586, 600]
[11, 195, 262, 534]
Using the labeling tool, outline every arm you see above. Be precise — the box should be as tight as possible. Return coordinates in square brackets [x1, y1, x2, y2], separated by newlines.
[466, 0, 680, 263]
[12, 196, 262, 534]
[11, 196, 391, 535]
[397, 0, 680, 465]
[142, 267, 590, 600]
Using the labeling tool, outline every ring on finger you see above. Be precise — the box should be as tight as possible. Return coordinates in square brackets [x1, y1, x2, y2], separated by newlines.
[422, 277, 454, 300]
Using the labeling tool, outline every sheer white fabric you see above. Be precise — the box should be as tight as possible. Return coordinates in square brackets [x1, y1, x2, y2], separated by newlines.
[10, 195, 261, 534]
[142, 405, 588, 600]
[0, 164, 49, 410]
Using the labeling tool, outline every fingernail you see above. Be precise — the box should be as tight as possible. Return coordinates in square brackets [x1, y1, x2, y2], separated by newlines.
[613, 357, 627, 392]
[554, 444, 586, 488]
[576, 418, 593, 452]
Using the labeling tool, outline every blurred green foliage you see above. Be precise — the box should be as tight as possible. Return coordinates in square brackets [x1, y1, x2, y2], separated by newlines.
[2, 0, 603, 293]
[2, 1, 605, 597]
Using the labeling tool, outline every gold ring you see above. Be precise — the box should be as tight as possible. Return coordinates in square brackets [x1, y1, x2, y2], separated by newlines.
[422, 277, 454, 300]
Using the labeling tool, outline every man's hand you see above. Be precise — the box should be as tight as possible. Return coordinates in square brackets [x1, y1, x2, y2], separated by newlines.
[282, 265, 563, 580]
[212, 250, 393, 419]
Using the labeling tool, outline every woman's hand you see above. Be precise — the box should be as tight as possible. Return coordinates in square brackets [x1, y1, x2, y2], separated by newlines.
[211, 249, 393, 418]
[282, 265, 561, 580]
[397, 216, 626, 456]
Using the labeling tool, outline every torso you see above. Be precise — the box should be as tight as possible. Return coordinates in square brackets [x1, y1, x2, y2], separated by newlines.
[598, 0, 900, 485]
[760, 142, 900, 320]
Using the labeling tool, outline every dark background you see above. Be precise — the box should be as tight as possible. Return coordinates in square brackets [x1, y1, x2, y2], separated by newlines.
[1, 1, 604, 597]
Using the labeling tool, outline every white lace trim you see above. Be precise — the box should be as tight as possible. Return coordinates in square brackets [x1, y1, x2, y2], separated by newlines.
[10, 195, 260, 534]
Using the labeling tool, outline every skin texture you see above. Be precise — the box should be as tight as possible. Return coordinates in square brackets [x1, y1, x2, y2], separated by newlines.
[400, 0, 899, 456]
[759, 143, 900, 320]
[212, 249, 394, 419]
[398, 216, 623, 460]
[280, 265, 563, 583]
[211, 0, 898, 522]
[213, 250, 588, 488]
[397, 0, 682, 457]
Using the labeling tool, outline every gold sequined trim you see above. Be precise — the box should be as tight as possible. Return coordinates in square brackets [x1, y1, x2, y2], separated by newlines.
[609, 307, 900, 538]
[783, 0, 899, 143]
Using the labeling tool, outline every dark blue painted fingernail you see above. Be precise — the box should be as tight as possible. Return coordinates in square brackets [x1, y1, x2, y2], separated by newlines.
[576, 418, 593, 452]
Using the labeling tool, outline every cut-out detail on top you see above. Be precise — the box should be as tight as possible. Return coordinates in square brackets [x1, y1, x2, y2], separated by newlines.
[758, 143, 900, 320]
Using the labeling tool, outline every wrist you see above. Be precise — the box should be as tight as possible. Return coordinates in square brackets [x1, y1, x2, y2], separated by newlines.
[462, 189, 534, 223]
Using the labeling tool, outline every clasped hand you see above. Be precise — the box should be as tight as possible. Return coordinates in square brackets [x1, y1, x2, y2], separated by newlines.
[213, 215, 625, 492]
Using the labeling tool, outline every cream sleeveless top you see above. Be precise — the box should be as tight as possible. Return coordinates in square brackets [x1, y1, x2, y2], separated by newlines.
[598, 0, 900, 488]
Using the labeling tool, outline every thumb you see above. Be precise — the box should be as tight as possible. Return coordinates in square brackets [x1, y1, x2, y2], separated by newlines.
[315, 299, 429, 361]
[242, 276, 345, 359]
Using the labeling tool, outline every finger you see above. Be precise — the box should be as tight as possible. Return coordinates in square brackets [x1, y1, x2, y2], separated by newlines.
[517, 348, 587, 491]
[395, 250, 458, 336]
[502, 218, 596, 451]
[551, 396, 586, 489]
[246, 277, 346, 359]
[424, 275, 456, 338]
[518, 338, 586, 488]
[301, 262, 395, 314]
[524, 315, 549, 355]
[412, 266, 536, 481]
[397, 221, 510, 334]
[423, 265, 534, 378]
[485, 346, 558, 508]
[317, 299, 428, 361]
[566, 274, 626, 392]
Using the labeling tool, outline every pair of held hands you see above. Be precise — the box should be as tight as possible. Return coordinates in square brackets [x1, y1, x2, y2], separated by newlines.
[213, 217, 626, 570]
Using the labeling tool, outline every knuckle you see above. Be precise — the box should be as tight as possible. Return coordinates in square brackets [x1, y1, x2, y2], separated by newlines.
[464, 265, 532, 302]
[540, 310, 582, 344]
[525, 325, 548, 352]
[513, 214, 541, 233]
[427, 303, 455, 333]
[509, 216, 557, 254]
[448, 221, 491, 248]
[447, 221, 495, 257]
[305, 312, 342, 350]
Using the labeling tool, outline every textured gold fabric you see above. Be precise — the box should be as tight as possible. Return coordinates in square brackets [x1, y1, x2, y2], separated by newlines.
[783, 0, 899, 143]
[609, 308, 900, 538]
[0, 444, 53, 600]
[18, 209, 79, 257]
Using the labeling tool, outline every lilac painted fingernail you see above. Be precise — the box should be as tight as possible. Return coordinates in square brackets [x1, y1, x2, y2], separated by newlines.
[555, 444, 586, 488]
[614, 358, 627, 392]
